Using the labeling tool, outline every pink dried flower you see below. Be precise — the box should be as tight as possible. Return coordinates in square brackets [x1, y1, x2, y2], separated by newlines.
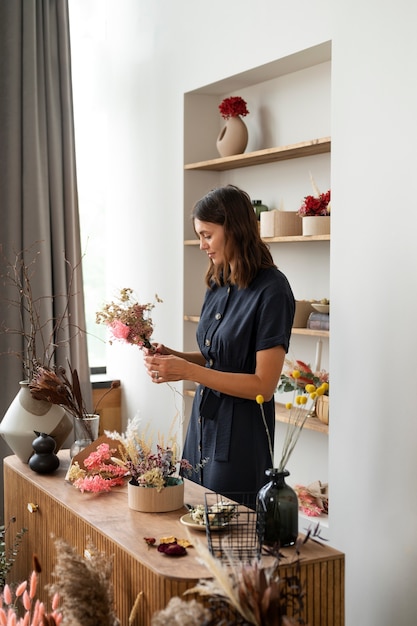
[109, 319, 130, 341]
[15, 581, 27, 598]
[96, 287, 162, 350]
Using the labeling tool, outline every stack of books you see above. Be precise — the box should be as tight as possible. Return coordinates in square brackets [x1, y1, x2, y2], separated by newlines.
[307, 312, 329, 331]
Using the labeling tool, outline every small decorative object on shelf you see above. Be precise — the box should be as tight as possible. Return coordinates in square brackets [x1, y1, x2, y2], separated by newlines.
[307, 311, 330, 330]
[260, 209, 302, 238]
[29, 432, 60, 474]
[216, 96, 249, 157]
[251, 199, 269, 220]
[297, 173, 331, 236]
[316, 394, 329, 424]
[295, 479, 329, 516]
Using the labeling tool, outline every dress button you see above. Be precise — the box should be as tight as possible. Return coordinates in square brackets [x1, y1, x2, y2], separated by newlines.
[205, 339, 211, 347]
[200, 389, 204, 396]
[209, 359, 213, 367]
[215, 313, 221, 320]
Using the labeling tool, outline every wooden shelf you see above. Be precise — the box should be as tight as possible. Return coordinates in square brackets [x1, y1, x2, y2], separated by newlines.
[184, 315, 329, 338]
[183, 390, 328, 435]
[184, 137, 331, 171]
[184, 234, 330, 246]
[292, 328, 329, 338]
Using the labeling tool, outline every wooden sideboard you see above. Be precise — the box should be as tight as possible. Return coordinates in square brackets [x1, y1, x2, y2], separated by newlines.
[4, 453, 344, 625]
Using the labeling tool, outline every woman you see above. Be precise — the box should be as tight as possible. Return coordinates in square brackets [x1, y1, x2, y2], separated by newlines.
[144, 185, 295, 498]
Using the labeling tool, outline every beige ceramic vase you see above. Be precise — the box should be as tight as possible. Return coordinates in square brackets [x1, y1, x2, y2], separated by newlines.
[128, 478, 184, 513]
[0, 381, 72, 463]
[216, 116, 248, 157]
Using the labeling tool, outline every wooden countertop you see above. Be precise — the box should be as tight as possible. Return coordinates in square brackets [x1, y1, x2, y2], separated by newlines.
[4, 452, 343, 583]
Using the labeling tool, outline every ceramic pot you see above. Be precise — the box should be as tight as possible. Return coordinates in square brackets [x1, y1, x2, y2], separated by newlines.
[256, 468, 298, 547]
[69, 414, 100, 458]
[302, 215, 331, 236]
[216, 116, 248, 157]
[0, 381, 72, 463]
[128, 477, 184, 512]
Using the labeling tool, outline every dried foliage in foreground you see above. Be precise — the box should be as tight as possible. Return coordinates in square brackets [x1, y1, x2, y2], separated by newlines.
[48, 538, 120, 626]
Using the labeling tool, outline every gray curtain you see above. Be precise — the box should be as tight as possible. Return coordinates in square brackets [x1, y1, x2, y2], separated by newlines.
[0, 0, 91, 520]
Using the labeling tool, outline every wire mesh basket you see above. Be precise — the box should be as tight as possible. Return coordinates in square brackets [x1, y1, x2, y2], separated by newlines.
[204, 492, 263, 563]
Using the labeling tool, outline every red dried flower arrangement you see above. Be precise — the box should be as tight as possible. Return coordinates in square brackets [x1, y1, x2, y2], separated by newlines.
[218, 96, 249, 120]
[297, 190, 331, 217]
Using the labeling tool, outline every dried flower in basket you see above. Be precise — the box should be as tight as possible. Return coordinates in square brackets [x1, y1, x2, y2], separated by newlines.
[96, 287, 162, 350]
[218, 96, 249, 120]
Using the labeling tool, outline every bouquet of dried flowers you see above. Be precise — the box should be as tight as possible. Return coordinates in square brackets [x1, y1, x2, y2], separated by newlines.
[276, 369, 328, 471]
[67, 415, 193, 494]
[297, 173, 331, 217]
[96, 288, 162, 350]
[277, 359, 329, 395]
[218, 96, 249, 120]
[294, 480, 329, 517]
[106, 415, 193, 491]
[66, 442, 128, 493]
[29, 364, 120, 440]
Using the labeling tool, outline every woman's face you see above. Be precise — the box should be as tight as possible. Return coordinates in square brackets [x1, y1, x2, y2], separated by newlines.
[194, 218, 228, 266]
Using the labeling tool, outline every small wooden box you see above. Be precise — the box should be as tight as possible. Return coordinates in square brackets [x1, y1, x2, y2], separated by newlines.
[260, 210, 302, 238]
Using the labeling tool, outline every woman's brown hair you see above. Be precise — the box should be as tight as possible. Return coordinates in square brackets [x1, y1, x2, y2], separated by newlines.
[192, 185, 275, 288]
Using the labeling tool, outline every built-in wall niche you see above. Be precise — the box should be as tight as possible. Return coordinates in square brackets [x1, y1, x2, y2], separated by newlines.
[183, 40, 331, 538]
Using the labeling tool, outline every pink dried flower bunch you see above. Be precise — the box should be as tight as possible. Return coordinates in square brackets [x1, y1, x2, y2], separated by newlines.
[96, 288, 162, 351]
[67, 443, 128, 493]
[0, 570, 61, 625]
[218, 96, 249, 120]
[294, 485, 325, 517]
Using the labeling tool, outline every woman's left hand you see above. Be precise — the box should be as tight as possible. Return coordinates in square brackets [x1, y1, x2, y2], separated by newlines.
[144, 354, 187, 384]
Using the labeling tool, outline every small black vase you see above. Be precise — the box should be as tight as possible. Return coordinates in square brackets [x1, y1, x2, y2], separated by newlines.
[256, 468, 298, 547]
[29, 432, 60, 474]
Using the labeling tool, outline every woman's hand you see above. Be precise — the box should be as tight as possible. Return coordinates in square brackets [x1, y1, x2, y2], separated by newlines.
[144, 353, 190, 384]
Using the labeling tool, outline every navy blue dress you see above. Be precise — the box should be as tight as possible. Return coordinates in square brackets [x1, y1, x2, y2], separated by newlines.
[182, 266, 295, 499]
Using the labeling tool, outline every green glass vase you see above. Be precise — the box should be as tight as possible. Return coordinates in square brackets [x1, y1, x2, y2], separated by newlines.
[256, 468, 298, 547]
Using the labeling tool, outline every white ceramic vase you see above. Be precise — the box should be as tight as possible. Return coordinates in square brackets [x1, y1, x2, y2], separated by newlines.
[302, 215, 331, 236]
[0, 381, 73, 463]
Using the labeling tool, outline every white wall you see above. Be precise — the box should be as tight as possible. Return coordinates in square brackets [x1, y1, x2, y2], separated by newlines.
[70, 1, 417, 624]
